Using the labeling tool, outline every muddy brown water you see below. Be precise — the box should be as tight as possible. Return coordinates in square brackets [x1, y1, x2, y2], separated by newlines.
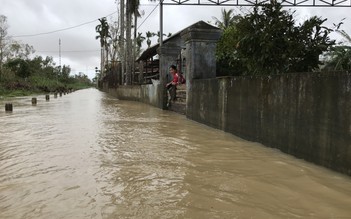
[0, 88, 350, 219]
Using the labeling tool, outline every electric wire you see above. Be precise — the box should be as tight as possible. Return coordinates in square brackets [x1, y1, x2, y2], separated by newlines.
[10, 3, 159, 38]
[12, 11, 118, 38]
[138, 3, 160, 29]
[36, 49, 100, 53]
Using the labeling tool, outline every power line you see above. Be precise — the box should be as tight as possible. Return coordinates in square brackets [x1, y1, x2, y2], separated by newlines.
[36, 49, 100, 53]
[138, 3, 159, 29]
[12, 11, 118, 38]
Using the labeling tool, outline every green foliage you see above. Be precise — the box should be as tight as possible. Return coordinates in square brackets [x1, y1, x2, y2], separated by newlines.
[5, 58, 31, 78]
[322, 30, 351, 71]
[0, 55, 92, 97]
[323, 45, 351, 71]
[0, 15, 92, 97]
[95, 17, 110, 47]
[216, 3, 335, 76]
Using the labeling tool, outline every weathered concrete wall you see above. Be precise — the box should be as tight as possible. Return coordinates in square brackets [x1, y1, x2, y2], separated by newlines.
[110, 86, 141, 101]
[140, 83, 161, 108]
[188, 78, 227, 130]
[106, 83, 161, 108]
[188, 72, 351, 175]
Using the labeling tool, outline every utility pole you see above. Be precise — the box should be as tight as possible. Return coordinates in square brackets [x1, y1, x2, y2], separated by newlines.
[160, 0, 163, 47]
[59, 38, 61, 72]
[120, 0, 125, 84]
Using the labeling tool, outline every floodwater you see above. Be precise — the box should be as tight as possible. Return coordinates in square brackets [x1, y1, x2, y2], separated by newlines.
[0, 88, 351, 219]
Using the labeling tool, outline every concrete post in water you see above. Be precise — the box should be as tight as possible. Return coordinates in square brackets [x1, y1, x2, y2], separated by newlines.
[32, 98, 37, 105]
[54, 93, 58, 98]
[45, 94, 50, 101]
[5, 103, 13, 112]
[59, 92, 62, 97]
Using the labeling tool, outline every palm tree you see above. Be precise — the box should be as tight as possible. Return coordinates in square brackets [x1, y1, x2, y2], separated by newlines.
[323, 30, 351, 71]
[212, 9, 241, 30]
[119, 0, 125, 84]
[95, 17, 110, 76]
[124, 0, 142, 85]
[132, 0, 142, 82]
[136, 32, 145, 56]
[337, 30, 351, 44]
[146, 31, 154, 48]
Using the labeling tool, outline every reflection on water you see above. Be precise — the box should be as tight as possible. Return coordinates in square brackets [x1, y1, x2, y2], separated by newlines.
[0, 88, 351, 218]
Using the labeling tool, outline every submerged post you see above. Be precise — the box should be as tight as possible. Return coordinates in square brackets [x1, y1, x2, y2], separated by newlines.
[32, 98, 37, 105]
[5, 103, 13, 112]
[45, 94, 50, 101]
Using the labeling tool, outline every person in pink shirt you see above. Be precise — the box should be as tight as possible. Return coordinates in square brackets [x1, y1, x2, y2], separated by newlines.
[166, 65, 179, 107]
[166, 65, 179, 89]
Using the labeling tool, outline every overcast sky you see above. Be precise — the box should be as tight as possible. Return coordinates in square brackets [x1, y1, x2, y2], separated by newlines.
[1, 0, 350, 79]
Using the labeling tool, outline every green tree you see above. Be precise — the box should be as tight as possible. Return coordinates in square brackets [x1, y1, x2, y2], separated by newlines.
[216, 2, 335, 76]
[5, 58, 31, 78]
[0, 15, 9, 80]
[212, 9, 241, 30]
[60, 65, 71, 83]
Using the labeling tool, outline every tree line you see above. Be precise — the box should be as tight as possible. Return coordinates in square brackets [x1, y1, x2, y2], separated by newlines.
[0, 15, 93, 96]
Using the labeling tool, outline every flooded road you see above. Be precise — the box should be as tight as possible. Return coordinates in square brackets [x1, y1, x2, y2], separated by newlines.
[0, 88, 351, 219]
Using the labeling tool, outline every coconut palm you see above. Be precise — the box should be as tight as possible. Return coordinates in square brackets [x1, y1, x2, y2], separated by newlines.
[119, 0, 125, 83]
[136, 32, 145, 56]
[212, 9, 241, 30]
[337, 30, 351, 44]
[95, 17, 110, 76]
[146, 31, 154, 48]
[125, 0, 141, 85]
[323, 30, 351, 71]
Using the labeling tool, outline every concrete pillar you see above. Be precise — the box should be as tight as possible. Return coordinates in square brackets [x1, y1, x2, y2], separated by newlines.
[157, 42, 181, 109]
[180, 21, 221, 116]
[45, 94, 50, 101]
[54, 93, 58, 98]
[181, 22, 221, 80]
[139, 61, 144, 84]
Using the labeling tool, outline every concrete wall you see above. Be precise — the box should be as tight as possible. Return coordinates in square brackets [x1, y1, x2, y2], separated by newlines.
[106, 83, 161, 108]
[188, 72, 351, 176]
[140, 83, 161, 108]
[107, 86, 141, 101]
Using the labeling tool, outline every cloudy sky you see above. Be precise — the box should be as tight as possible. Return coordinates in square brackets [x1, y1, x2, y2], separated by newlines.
[1, 0, 350, 79]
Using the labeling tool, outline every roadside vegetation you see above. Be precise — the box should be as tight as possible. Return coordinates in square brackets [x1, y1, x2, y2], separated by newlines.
[0, 15, 93, 98]
[214, 3, 351, 76]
